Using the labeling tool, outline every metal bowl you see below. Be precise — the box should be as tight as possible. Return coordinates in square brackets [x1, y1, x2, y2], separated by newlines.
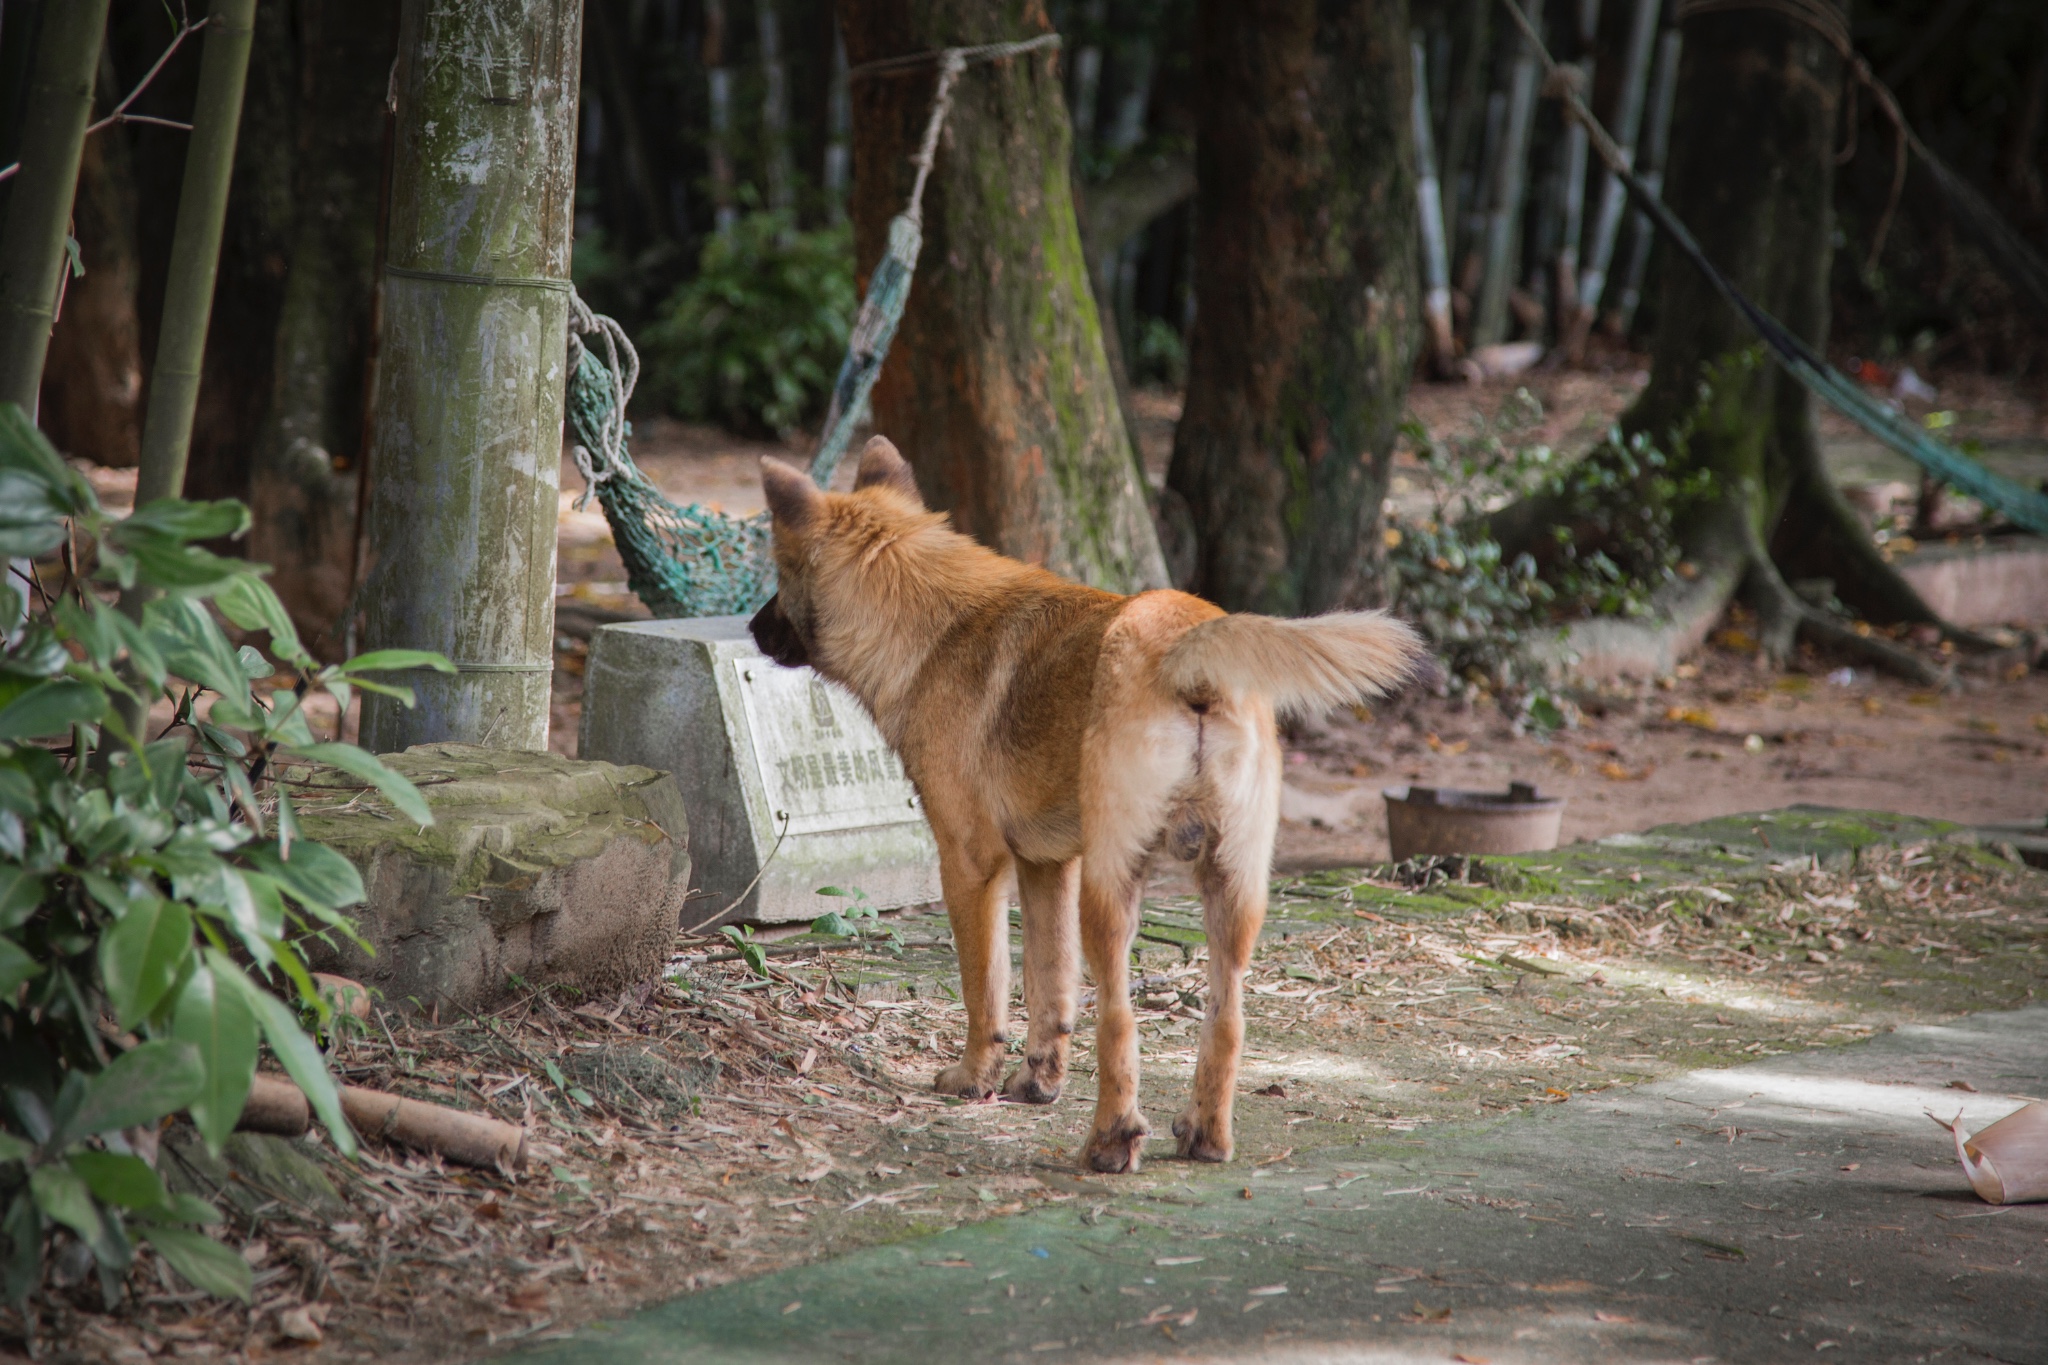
[1382, 781, 1566, 862]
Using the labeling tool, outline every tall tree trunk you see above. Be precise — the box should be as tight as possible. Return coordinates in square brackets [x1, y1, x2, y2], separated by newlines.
[1166, 0, 1420, 616]
[1617, 4, 1952, 674]
[359, 0, 580, 754]
[0, 0, 108, 412]
[39, 57, 143, 468]
[840, 0, 1167, 594]
[246, 0, 399, 658]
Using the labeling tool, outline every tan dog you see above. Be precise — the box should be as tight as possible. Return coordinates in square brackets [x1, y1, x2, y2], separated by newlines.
[750, 438, 1423, 1172]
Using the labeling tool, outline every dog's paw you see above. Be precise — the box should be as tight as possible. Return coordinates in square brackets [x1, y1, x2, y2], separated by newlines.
[1001, 1052, 1064, 1105]
[1171, 1111, 1231, 1164]
[1080, 1113, 1150, 1174]
[933, 1060, 997, 1100]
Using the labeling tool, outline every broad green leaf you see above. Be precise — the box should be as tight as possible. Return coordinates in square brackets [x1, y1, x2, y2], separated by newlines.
[119, 497, 248, 543]
[28, 1165, 103, 1246]
[243, 840, 364, 911]
[138, 1225, 251, 1302]
[98, 896, 191, 1029]
[214, 574, 308, 667]
[0, 403, 95, 511]
[289, 742, 434, 826]
[67, 1150, 168, 1212]
[170, 965, 257, 1154]
[337, 649, 455, 675]
[0, 937, 39, 997]
[235, 645, 270, 679]
[0, 679, 106, 741]
[138, 1192, 221, 1226]
[3, 1189, 41, 1305]
[143, 597, 251, 700]
[0, 1133, 29, 1163]
[47, 1040, 204, 1149]
[111, 532, 247, 593]
[211, 954, 354, 1157]
[810, 911, 854, 938]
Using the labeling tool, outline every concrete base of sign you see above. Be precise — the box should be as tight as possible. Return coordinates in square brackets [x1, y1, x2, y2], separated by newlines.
[295, 744, 692, 1010]
[579, 616, 940, 926]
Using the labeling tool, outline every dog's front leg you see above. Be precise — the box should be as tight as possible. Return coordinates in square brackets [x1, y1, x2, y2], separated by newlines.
[1005, 857, 1079, 1104]
[1079, 870, 1148, 1172]
[933, 849, 1012, 1099]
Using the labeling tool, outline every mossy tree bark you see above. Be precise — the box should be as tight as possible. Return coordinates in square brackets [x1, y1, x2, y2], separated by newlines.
[360, 0, 582, 754]
[1165, 0, 1420, 617]
[839, 0, 1167, 594]
[1616, 6, 1955, 678]
[247, 0, 399, 658]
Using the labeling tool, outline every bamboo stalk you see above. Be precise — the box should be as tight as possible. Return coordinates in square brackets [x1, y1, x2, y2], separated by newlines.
[1442, 0, 1495, 274]
[1411, 36, 1457, 372]
[1472, 0, 1546, 349]
[1553, 0, 1600, 323]
[824, 29, 851, 221]
[133, 0, 257, 506]
[1565, 0, 1658, 361]
[757, 0, 795, 212]
[704, 0, 736, 233]
[1612, 28, 1682, 335]
[0, 0, 111, 413]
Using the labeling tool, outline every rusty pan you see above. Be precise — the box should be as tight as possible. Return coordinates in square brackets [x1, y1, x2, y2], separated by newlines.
[1383, 782, 1566, 862]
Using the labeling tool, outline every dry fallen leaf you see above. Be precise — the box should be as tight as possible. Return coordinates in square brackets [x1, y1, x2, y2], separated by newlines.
[1255, 1083, 1287, 1098]
[505, 1283, 551, 1313]
[1593, 1310, 1634, 1323]
[277, 1306, 323, 1344]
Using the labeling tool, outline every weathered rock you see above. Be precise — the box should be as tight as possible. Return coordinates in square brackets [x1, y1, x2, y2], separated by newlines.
[296, 743, 690, 1010]
[580, 617, 939, 925]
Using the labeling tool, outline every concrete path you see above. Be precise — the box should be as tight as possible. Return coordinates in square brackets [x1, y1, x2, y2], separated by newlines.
[510, 1007, 2047, 1364]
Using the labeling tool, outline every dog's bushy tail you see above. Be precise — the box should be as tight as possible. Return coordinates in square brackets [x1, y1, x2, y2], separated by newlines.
[1160, 610, 1427, 717]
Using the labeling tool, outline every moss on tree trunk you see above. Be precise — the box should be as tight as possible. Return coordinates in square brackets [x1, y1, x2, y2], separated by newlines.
[840, 0, 1167, 594]
[1165, 0, 1421, 616]
[359, 0, 582, 753]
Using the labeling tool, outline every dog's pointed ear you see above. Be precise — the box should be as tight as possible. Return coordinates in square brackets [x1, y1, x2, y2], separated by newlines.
[761, 456, 821, 530]
[853, 435, 922, 506]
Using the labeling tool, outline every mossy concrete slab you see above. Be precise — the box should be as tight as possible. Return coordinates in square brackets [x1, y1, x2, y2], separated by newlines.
[506, 1006, 2048, 1364]
[297, 743, 690, 1010]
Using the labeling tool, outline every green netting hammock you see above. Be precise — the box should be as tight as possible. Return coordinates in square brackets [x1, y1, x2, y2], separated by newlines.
[564, 38, 1057, 619]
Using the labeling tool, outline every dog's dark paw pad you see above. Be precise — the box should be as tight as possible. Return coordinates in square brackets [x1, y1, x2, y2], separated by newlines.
[1081, 1115, 1150, 1174]
[1002, 1053, 1064, 1105]
[933, 1063, 997, 1100]
[1171, 1113, 1231, 1163]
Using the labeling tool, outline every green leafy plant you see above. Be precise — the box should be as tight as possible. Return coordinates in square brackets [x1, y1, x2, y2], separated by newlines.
[811, 885, 900, 953]
[1389, 373, 1720, 695]
[0, 404, 447, 1307]
[643, 207, 856, 435]
[719, 923, 769, 978]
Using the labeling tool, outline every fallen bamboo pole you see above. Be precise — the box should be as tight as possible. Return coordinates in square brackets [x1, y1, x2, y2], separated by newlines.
[235, 1074, 528, 1172]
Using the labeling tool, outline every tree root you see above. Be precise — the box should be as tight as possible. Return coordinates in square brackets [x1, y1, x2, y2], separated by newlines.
[1739, 515, 1949, 687]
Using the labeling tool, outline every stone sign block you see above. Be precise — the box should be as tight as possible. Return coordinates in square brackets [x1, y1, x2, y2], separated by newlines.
[579, 616, 940, 925]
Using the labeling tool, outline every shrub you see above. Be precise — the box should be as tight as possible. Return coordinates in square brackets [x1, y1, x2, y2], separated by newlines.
[643, 209, 856, 436]
[0, 405, 444, 1307]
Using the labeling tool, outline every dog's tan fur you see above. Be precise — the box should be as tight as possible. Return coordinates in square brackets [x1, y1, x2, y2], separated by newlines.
[752, 437, 1423, 1172]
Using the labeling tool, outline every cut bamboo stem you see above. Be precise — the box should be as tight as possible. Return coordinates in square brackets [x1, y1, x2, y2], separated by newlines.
[1554, 0, 1600, 324]
[1472, 0, 1546, 349]
[0, 0, 112, 412]
[235, 1073, 529, 1172]
[1411, 36, 1457, 372]
[1565, 0, 1658, 361]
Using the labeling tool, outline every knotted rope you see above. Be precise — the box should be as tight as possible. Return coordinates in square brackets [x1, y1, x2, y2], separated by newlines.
[564, 32, 1062, 617]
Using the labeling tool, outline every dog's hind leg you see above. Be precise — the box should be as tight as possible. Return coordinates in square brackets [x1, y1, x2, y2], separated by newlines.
[1005, 857, 1079, 1104]
[1173, 700, 1279, 1164]
[1078, 863, 1149, 1172]
[933, 837, 1014, 1099]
